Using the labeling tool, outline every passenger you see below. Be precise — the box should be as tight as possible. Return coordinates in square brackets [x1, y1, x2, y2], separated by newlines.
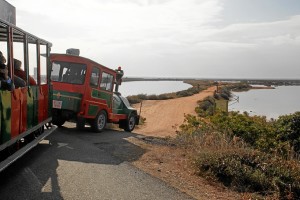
[0, 52, 13, 90]
[0, 51, 6, 63]
[14, 59, 36, 85]
[0, 52, 25, 89]
[14, 74, 26, 88]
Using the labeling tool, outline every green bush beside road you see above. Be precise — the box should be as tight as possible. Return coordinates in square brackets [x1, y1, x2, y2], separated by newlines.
[177, 111, 300, 199]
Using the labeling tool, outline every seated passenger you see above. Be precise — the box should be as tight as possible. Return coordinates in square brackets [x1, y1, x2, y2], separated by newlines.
[14, 59, 36, 85]
[14, 74, 26, 88]
[0, 51, 13, 90]
[0, 52, 25, 89]
[0, 63, 13, 90]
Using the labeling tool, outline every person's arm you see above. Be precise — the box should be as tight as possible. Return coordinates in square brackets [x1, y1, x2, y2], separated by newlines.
[6, 77, 11, 84]
[0, 77, 12, 90]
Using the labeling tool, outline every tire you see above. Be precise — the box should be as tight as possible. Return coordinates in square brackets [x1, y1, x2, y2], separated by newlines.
[124, 114, 136, 132]
[76, 117, 85, 130]
[92, 110, 107, 132]
[52, 116, 65, 127]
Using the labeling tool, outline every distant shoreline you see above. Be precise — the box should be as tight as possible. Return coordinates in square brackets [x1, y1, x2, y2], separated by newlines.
[250, 86, 275, 89]
[123, 77, 300, 86]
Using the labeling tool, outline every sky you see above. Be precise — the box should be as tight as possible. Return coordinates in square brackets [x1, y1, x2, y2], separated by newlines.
[7, 0, 300, 79]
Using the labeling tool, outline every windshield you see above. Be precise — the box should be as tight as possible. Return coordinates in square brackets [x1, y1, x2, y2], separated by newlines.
[119, 95, 133, 109]
[51, 61, 86, 84]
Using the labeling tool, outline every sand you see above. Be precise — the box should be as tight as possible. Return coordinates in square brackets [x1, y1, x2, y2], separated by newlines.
[134, 86, 216, 137]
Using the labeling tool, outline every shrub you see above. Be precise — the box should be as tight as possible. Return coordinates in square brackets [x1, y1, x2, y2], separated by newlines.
[209, 111, 271, 147]
[176, 90, 190, 97]
[196, 96, 215, 116]
[220, 87, 231, 98]
[194, 148, 300, 198]
[214, 92, 221, 100]
[176, 87, 201, 97]
[275, 112, 300, 156]
[137, 94, 147, 100]
[220, 92, 230, 100]
[158, 93, 173, 100]
[177, 112, 300, 198]
[208, 111, 299, 158]
[147, 94, 159, 100]
[139, 116, 146, 125]
[127, 95, 143, 104]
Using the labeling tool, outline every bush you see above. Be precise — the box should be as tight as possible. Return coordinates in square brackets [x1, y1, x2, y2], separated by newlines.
[176, 90, 190, 97]
[220, 92, 230, 100]
[223, 82, 251, 92]
[127, 95, 143, 104]
[209, 111, 273, 147]
[137, 94, 147, 100]
[208, 111, 300, 158]
[195, 148, 300, 198]
[176, 87, 200, 97]
[147, 94, 159, 100]
[158, 93, 173, 100]
[177, 112, 300, 198]
[275, 112, 300, 156]
[196, 96, 215, 116]
[127, 93, 149, 104]
[220, 87, 231, 98]
[214, 92, 221, 100]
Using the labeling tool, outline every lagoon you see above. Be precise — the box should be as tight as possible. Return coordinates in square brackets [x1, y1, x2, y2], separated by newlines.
[119, 81, 191, 97]
[230, 86, 300, 119]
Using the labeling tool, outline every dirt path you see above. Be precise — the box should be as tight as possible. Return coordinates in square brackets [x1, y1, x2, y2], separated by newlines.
[134, 86, 216, 137]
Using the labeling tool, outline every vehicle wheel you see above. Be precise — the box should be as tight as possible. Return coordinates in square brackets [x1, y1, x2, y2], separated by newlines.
[92, 110, 107, 132]
[76, 117, 85, 130]
[52, 116, 65, 127]
[124, 114, 136, 132]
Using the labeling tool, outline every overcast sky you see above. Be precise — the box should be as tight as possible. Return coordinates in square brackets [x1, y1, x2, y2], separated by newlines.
[8, 0, 300, 79]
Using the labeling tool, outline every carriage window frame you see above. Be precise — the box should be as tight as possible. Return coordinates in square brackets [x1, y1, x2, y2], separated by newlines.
[100, 72, 113, 91]
[51, 61, 86, 85]
[90, 67, 100, 87]
[28, 36, 38, 85]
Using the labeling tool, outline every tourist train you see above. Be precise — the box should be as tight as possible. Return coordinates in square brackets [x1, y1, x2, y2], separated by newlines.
[0, 0, 138, 172]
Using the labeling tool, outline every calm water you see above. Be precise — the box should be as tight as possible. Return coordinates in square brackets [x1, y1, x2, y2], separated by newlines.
[118, 81, 191, 97]
[230, 86, 300, 119]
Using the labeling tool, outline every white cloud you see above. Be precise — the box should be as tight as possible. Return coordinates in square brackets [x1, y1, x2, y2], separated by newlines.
[207, 15, 300, 45]
[8, 0, 300, 78]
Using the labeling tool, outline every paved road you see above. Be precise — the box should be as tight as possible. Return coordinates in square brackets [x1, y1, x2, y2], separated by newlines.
[0, 123, 194, 200]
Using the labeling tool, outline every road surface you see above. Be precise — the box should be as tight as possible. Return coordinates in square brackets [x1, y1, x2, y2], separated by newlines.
[0, 123, 194, 200]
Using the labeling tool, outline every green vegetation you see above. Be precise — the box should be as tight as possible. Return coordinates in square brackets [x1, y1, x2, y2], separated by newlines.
[223, 81, 251, 92]
[195, 82, 253, 117]
[126, 80, 214, 104]
[196, 84, 233, 116]
[177, 109, 300, 199]
[175, 81, 300, 198]
[126, 93, 175, 104]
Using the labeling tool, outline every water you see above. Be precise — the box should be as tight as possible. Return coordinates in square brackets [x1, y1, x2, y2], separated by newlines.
[118, 81, 191, 97]
[230, 86, 300, 119]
